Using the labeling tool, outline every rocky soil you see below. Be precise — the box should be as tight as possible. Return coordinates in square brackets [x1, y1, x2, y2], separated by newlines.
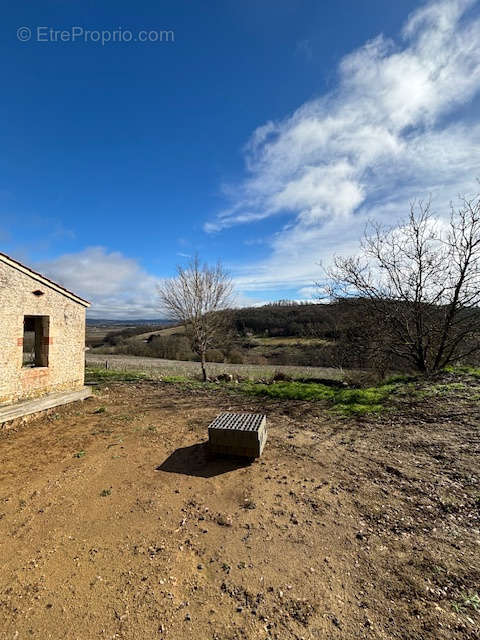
[0, 376, 479, 639]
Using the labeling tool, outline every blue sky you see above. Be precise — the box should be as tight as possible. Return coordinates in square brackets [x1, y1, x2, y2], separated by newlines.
[2, 0, 480, 317]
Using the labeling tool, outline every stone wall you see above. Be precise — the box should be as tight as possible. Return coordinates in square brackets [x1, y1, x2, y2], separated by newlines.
[0, 261, 87, 405]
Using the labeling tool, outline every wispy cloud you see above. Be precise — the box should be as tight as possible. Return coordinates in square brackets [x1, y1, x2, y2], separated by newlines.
[36, 247, 163, 319]
[295, 39, 313, 61]
[33, 247, 269, 318]
[206, 0, 480, 297]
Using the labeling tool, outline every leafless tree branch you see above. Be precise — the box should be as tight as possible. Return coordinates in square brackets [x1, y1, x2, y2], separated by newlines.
[321, 192, 480, 374]
[158, 255, 233, 380]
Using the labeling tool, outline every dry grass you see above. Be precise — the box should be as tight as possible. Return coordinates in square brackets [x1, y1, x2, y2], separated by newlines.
[252, 336, 332, 346]
[86, 353, 345, 381]
[128, 324, 185, 342]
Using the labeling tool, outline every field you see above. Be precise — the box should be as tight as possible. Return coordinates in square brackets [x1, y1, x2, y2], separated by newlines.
[86, 324, 138, 347]
[252, 336, 330, 346]
[129, 325, 185, 342]
[124, 331, 329, 347]
[85, 321, 336, 369]
[85, 321, 171, 348]
[0, 371, 479, 639]
[85, 353, 346, 381]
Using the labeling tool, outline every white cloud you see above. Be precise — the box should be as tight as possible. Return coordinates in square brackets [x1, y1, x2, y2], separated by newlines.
[231, 291, 268, 308]
[36, 247, 163, 319]
[297, 286, 319, 299]
[206, 0, 480, 297]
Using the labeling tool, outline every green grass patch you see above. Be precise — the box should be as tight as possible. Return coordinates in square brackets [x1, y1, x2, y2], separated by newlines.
[385, 373, 418, 384]
[333, 386, 394, 415]
[162, 375, 192, 384]
[444, 364, 480, 379]
[93, 406, 106, 414]
[240, 381, 333, 401]
[418, 382, 467, 398]
[238, 380, 395, 415]
[85, 367, 150, 383]
[73, 450, 86, 458]
[161, 375, 218, 390]
[452, 592, 480, 615]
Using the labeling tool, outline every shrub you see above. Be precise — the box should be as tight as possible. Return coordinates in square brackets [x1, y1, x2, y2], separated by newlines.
[205, 349, 224, 363]
[272, 370, 292, 382]
[227, 349, 244, 364]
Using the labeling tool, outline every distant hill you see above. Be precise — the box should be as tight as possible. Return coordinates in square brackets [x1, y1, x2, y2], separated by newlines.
[87, 318, 172, 326]
[233, 302, 337, 338]
[85, 319, 176, 349]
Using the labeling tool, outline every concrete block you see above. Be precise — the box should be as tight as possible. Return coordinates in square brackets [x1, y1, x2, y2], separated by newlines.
[0, 387, 92, 427]
[208, 412, 267, 458]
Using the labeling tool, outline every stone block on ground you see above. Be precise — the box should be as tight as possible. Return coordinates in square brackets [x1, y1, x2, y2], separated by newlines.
[208, 412, 267, 458]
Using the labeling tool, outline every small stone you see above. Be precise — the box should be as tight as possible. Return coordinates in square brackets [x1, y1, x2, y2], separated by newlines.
[197, 564, 204, 570]
[185, 613, 191, 621]
[216, 513, 233, 527]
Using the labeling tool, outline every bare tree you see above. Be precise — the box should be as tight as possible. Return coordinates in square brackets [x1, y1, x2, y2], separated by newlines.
[158, 256, 233, 381]
[322, 193, 480, 375]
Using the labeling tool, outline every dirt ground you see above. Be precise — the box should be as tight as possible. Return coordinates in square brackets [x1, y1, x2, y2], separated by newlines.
[0, 378, 479, 639]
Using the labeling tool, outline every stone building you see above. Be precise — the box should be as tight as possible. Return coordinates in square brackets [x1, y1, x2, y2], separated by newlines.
[0, 252, 91, 415]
